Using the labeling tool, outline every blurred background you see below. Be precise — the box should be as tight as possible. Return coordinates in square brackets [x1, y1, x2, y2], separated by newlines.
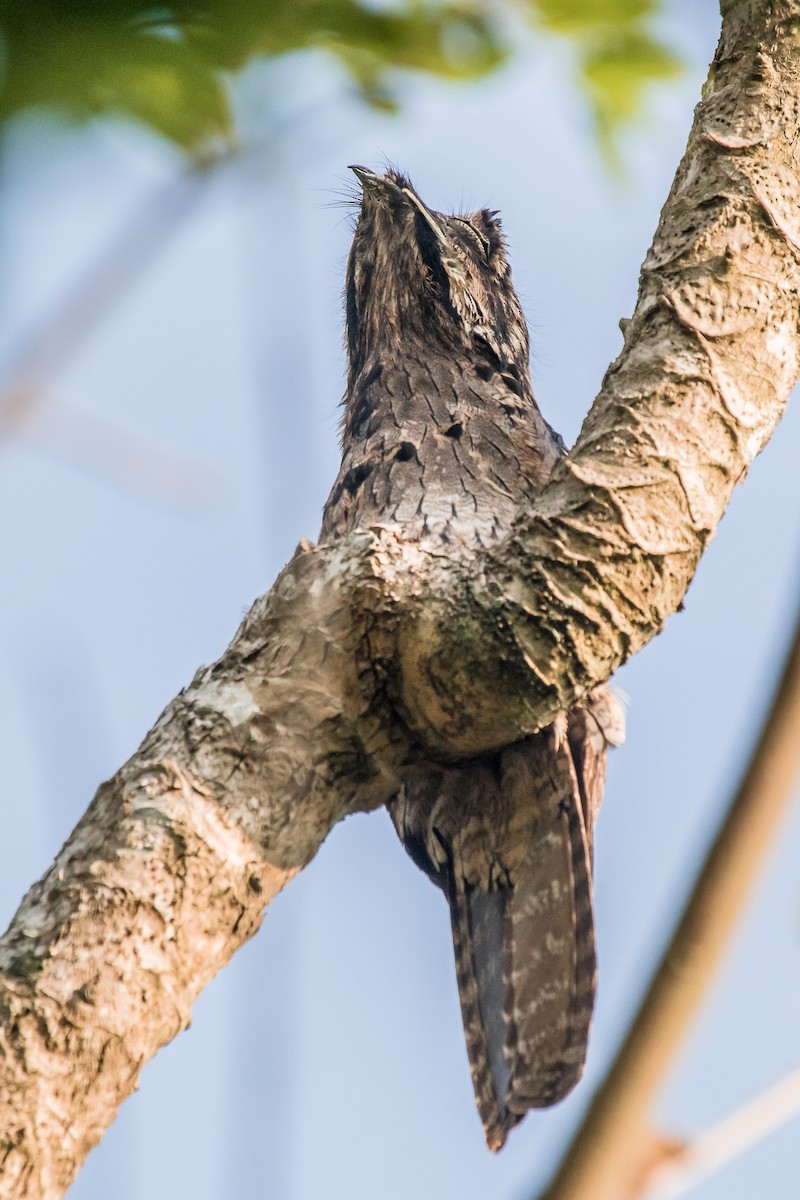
[2, 2, 799, 1197]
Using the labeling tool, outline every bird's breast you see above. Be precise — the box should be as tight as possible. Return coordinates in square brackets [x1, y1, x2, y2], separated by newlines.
[320, 352, 559, 548]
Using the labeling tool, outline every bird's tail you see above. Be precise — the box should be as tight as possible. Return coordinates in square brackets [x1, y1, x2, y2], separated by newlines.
[389, 691, 625, 1152]
[448, 735, 597, 1151]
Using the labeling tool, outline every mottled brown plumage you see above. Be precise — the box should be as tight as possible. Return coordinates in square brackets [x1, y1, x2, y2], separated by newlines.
[320, 166, 624, 1149]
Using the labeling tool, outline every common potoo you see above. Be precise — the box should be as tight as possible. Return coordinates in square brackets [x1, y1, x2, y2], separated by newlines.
[320, 166, 624, 1151]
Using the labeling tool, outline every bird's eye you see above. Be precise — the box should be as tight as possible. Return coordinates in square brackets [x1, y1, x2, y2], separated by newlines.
[453, 218, 492, 263]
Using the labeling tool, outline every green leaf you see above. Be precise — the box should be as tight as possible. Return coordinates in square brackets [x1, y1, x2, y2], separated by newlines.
[524, 0, 682, 163]
[0, 8, 233, 149]
[582, 29, 681, 128]
[93, 34, 234, 147]
[0, 0, 681, 154]
[532, 0, 657, 34]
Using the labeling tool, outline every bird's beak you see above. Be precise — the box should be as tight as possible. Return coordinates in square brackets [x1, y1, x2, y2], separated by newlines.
[348, 166, 448, 243]
[348, 164, 403, 201]
[348, 164, 378, 187]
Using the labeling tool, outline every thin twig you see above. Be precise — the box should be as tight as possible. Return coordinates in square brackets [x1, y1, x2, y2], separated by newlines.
[0, 99, 342, 505]
[538, 598, 800, 1200]
[650, 1063, 800, 1198]
[0, 82, 346, 444]
[0, 156, 229, 507]
[1, 156, 228, 405]
[18, 391, 222, 511]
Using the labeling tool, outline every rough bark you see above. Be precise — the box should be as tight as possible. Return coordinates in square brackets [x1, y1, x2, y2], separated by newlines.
[0, 535, 418, 1197]
[398, 0, 800, 754]
[2, 1, 800, 1195]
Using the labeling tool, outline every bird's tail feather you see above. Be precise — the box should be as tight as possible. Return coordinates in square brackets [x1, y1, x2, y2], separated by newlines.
[449, 740, 597, 1149]
[507, 786, 595, 1113]
[449, 883, 517, 1151]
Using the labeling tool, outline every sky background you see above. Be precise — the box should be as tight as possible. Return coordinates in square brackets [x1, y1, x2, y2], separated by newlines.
[2, 3, 800, 1198]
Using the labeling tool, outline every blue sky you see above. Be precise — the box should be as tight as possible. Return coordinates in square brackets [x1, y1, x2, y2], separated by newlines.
[2, 3, 800, 1197]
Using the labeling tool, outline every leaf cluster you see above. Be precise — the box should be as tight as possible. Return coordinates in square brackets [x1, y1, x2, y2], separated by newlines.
[0, 0, 681, 153]
[0, 1, 504, 149]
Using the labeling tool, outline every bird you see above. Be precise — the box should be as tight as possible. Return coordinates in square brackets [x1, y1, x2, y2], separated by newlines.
[320, 165, 624, 1151]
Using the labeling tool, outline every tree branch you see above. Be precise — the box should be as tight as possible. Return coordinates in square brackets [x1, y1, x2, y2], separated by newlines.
[2, 1, 800, 1195]
[0, 534, 416, 1197]
[398, 0, 800, 755]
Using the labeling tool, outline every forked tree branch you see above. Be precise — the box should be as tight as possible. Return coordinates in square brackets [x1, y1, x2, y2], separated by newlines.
[2, 1, 800, 1195]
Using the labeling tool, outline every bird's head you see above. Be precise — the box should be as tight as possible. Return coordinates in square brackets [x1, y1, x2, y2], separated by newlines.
[345, 166, 529, 385]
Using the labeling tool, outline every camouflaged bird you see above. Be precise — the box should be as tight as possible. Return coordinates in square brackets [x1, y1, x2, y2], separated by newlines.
[320, 166, 625, 1151]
